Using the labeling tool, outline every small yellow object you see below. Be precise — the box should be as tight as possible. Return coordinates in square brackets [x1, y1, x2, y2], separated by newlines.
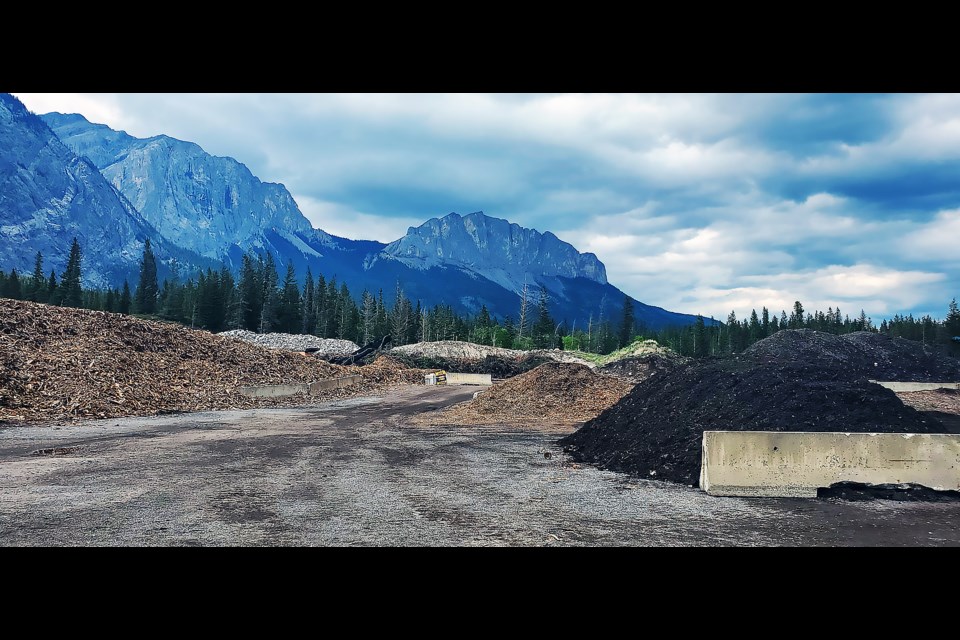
[435, 370, 447, 386]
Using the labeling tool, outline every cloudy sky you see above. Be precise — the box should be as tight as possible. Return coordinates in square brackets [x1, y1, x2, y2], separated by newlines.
[14, 93, 960, 322]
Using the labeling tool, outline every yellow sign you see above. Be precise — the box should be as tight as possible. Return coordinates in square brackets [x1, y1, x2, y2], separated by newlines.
[435, 370, 447, 386]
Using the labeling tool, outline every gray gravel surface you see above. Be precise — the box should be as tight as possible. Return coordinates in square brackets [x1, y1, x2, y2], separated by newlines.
[218, 330, 358, 354]
[1, 385, 959, 546]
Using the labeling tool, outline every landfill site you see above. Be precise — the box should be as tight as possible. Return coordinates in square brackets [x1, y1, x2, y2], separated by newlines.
[2, 298, 960, 546]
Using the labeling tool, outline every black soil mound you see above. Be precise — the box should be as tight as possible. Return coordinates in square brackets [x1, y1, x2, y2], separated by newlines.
[386, 352, 555, 378]
[560, 359, 945, 487]
[818, 482, 960, 501]
[598, 352, 682, 383]
[745, 330, 960, 381]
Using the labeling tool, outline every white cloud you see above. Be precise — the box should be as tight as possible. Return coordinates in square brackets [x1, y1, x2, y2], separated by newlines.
[15, 93, 127, 128]
[900, 208, 960, 263]
[9, 92, 960, 321]
[293, 195, 419, 243]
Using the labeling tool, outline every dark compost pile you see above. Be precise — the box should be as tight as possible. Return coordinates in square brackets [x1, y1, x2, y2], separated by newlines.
[560, 358, 945, 487]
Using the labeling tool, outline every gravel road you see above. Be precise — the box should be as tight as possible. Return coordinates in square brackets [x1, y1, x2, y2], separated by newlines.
[1, 385, 958, 546]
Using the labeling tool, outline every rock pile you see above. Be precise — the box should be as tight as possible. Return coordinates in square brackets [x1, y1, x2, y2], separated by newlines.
[219, 330, 358, 355]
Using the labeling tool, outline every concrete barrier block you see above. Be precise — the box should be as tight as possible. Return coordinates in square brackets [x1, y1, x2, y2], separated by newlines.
[445, 373, 492, 386]
[307, 375, 362, 394]
[239, 383, 308, 398]
[700, 430, 960, 498]
[869, 381, 960, 392]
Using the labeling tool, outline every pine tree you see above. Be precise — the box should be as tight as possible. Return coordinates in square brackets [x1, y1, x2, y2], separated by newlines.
[119, 280, 132, 314]
[302, 266, 315, 334]
[375, 289, 388, 338]
[361, 290, 376, 343]
[277, 261, 301, 333]
[132, 239, 158, 314]
[748, 309, 761, 344]
[237, 253, 260, 331]
[726, 310, 739, 353]
[313, 274, 327, 337]
[29, 251, 45, 303]
[60, 238, 83, 308]
[260, 254, 280, 332]
[517, 281, 530, 340]
[390, 282, 411, 345]
[533, 285, 555, 348]
[693, 315, 709, 358]
[789, 301, 805, 328]
[46, 270, 59, 305]
[619, 295, 635, 348]
[945, 298, 960, 338]
[4, 269, 22, 299]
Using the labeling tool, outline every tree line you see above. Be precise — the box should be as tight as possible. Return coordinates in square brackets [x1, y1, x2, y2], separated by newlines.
[655, 299, 960, 358]
[1, 237, 957, 356]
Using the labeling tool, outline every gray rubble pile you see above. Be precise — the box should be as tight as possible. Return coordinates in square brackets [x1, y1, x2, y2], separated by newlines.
[218, 330, 359, 355]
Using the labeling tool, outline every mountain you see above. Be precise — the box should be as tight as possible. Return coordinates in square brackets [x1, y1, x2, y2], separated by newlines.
[0, 94, 210, 288]
[373, 211, 699, 328]
[9, 101, 708, 329]
[379, 211, 606, 292]
[43, 112, 342, 264]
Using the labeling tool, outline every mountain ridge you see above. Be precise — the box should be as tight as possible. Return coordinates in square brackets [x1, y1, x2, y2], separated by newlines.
[0, 96, 710, 329]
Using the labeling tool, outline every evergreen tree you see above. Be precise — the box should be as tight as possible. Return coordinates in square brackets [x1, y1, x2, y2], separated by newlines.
[302, 266, 315, 335]
[260, 254, 280, 332]
[237, 253, 261, 331]
[105, 288, 116, 312]
[533, 285, 555, 348]
[134, 238, 159, 314]
[4, 269, 22, 299]
[60, 238, 83, 308]
[789, 300, 805, 328]
[619, 295, 635, 348]
[361, 290, 377, 343]
[945, 298, 960, 338]
[46, 269, 59, 305]
[390, 282, 411, 345]
[726, 310, 739, 353]
[375, 289, 389, 338]
[693, 315, 710, 358]
[29, 251, 45, 302]
[312, 274, 327, 337]
[748, 309, 761, 344]
[119, 280, 132, 314]
[277, 261, 301, 333]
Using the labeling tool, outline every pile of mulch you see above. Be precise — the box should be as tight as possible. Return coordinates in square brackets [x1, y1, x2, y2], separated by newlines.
[357, 355, 431, 386]
[896, 388, 960, 433]
[560, 359, 946, 487]
[387, 351, 557, 379]
[416, 362, 633, 427]
[745, 330, 960, 381]
[0, 299, 418, 424]
[598, 352, 687, 383]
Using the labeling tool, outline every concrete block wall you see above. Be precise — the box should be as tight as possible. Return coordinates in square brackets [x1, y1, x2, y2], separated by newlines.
[700, 430, 960, 497]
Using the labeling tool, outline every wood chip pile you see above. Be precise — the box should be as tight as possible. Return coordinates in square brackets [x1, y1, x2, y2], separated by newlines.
[415, 362, 633, 427]
[357, 355, 431, 386]
[0, 299, 419, 424]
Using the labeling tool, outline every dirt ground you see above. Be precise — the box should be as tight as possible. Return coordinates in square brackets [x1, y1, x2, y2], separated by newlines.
[1, 384, 959, 547]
